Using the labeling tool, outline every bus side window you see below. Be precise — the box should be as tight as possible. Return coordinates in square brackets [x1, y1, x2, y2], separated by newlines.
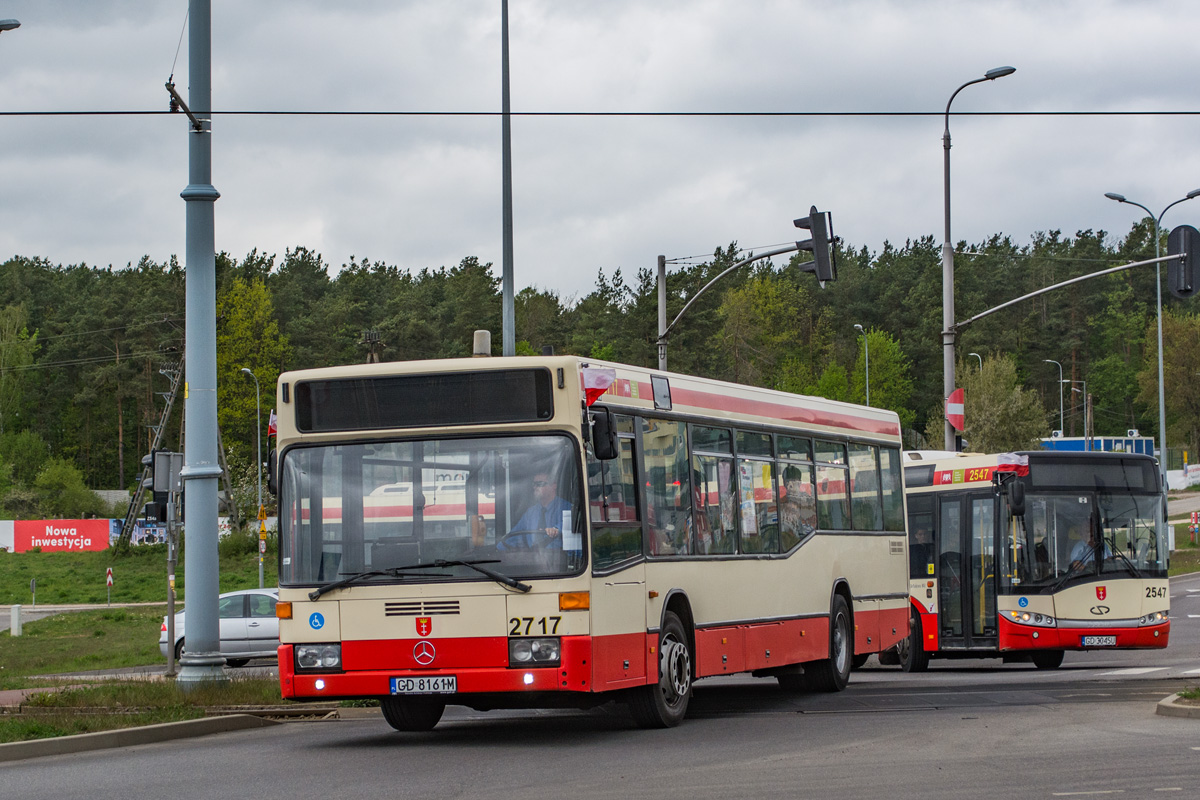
[906, 494, 935, 579]
[642, 418, 691, 556]
[590, 431, 644, 572]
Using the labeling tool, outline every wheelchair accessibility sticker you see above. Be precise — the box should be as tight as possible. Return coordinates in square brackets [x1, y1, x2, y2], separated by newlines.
[309, 612, 325, 630]
[1018, 597, 1029, 608]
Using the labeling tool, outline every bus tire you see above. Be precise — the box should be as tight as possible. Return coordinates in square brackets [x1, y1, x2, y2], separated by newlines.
[1031, 649, 1065, 670]
[899, 609, 930, 673]
[804, 595, 852, 693]
[629, 611, 692, 728]
[380, 697, 446, 731]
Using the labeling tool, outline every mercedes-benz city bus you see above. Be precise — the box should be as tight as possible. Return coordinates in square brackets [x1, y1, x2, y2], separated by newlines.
[270, 354, 910, 729]
[894, 450, 1169, 671]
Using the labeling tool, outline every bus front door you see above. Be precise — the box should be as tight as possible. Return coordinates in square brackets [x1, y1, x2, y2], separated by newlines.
[937, 494, 998, 651]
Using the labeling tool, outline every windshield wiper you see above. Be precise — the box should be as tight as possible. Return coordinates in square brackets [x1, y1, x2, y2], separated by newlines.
[1104, 545, 1142, 579]
[1049, 560, 1092, 593]
[308, 566, 446, 601]
[308, 558, 530, 601]
[428, 559, 532, 593]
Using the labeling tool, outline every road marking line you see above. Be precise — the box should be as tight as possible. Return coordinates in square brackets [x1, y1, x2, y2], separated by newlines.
[1183, 669, 1200, 675]
[1097, 667, 1168, 676]
[1052, 792, 1123, 796]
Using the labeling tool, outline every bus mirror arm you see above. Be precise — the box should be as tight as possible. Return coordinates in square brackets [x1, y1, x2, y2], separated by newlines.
[267, 449, 278, 496]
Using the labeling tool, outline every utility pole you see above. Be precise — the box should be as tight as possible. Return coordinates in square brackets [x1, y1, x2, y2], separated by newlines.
[177, 0, 227, 688]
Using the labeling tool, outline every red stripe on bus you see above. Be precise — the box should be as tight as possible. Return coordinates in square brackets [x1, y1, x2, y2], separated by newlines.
[663, 384, 901, 437]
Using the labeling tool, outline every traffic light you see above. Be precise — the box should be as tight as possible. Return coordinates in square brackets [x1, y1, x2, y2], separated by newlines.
[1168, 224, 1200, 299]
[141, 450, 183, 522]
[793, 206, 837, 286]
[141, 451, 167, 521]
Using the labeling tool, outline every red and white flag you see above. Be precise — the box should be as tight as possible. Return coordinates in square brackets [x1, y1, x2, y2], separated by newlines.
[996, 453, 1030, 476]
[581, 367, 616, 406]
[945, 388, 965, 432]
[267, 409, 278, 437]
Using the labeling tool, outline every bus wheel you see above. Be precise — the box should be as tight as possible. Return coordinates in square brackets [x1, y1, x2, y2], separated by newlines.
[380, 698, 446, 731]
[899, 610, 930, 673]
[629, 611, 692, 728]
[805, 595, 852, 693]
[1031, 650, 1065, 670]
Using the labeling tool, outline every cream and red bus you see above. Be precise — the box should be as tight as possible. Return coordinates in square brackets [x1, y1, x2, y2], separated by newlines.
[895, 450, 1170, 671]
[271, 354, 909, 729]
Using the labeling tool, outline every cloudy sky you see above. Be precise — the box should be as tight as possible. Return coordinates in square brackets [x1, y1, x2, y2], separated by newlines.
[0, 1, 1198, 300]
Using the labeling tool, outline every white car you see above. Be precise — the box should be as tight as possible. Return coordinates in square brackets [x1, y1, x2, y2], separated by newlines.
[159, 589, 280, 667]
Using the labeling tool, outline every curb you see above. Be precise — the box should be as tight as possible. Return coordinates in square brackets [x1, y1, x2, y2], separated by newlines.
[0, 714, 279, 763]
[1156, 693, 1200, 719]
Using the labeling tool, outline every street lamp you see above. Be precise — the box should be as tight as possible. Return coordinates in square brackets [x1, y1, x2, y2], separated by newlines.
[0, 20, 20, 33]
[854, 324, 870, 406]
[1044, 359, 1064, 436]
[240, 367, 263, 589]
[1068, 383, 1089, 448]
[1104, 188, 1200, 490]
[969, 352, 983, 371]
[942, 66, 1016, 450]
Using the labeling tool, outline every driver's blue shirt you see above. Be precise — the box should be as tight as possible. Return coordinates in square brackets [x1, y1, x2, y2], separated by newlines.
[498, 497, 573, 551]
[1070, 538, 1111, 564]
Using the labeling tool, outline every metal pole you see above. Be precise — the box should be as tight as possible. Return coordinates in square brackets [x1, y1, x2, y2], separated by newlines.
[855, 324, 869, 406]
[240, 369, 263, 588]
[657, 255, 667, 371]
[178, 0, 228, 688]
[1044, 359, 1063, 435]
[941, 67, 1015, 451]
[1105, 191, 1200, 494]
[500, 0, 515, 357]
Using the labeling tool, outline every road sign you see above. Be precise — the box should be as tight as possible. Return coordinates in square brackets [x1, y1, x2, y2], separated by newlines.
[945, 388, 965, 432]
[106, 567, 113, 587]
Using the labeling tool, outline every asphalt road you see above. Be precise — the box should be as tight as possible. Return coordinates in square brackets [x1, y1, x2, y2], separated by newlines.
[3, 575, 1199, 799]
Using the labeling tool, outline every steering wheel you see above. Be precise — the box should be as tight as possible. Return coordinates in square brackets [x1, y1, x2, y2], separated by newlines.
[497, 529, 553, 551]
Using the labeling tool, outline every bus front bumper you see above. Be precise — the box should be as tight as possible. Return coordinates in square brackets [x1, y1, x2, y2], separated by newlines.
[278, 637, 597, 701]
[998, 616, 1170, 651]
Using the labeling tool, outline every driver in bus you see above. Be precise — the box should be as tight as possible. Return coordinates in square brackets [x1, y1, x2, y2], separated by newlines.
[498, 471, 573, 550]
[1068, 526, 1110, 570]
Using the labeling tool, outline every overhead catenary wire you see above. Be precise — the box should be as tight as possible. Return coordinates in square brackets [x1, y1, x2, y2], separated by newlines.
[4, 109, 1200, 118]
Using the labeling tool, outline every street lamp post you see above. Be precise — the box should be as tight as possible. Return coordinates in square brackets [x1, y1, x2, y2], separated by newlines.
[240, 368, 263, 589]
[942, 66, 1016, 450]
[969, 352, 983, 371]
[1044, 359, 1064, 435]
[854, 324, 870, 406]
[0, 19, 20, 33]
[1104, 189, 1200, 491]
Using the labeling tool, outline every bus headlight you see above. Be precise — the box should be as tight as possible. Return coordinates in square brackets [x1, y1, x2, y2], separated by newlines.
[1138, 610, 1169, 626]
[1002, 609, 1056, 628]
[508, 637, 561, 667]
[296, 643, 342, 670]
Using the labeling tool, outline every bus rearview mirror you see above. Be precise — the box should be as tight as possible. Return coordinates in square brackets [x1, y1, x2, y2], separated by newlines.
[591, 409, 618, 460]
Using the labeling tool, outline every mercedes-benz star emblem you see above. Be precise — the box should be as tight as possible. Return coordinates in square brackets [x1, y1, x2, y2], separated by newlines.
[413, 640, 436, 666]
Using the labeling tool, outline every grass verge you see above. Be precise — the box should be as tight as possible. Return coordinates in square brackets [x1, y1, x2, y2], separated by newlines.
[0, 607, 293, 743]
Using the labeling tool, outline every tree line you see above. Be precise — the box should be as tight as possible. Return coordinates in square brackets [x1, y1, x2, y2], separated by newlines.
[1, 217, 1197, 522]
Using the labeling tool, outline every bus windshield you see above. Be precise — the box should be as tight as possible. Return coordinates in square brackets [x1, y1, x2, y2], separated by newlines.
[1001, 491, 1166, 589]
[279, 434, 585, 586]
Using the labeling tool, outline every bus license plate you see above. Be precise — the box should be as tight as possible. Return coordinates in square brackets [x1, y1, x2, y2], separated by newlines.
[1081, 635, 1116, 647]
[390, 676, 456, 694]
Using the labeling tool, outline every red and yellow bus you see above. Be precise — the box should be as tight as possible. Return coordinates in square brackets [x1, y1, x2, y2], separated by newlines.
[895, 450, 1170, 671]
[271, 355, 909, 729]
